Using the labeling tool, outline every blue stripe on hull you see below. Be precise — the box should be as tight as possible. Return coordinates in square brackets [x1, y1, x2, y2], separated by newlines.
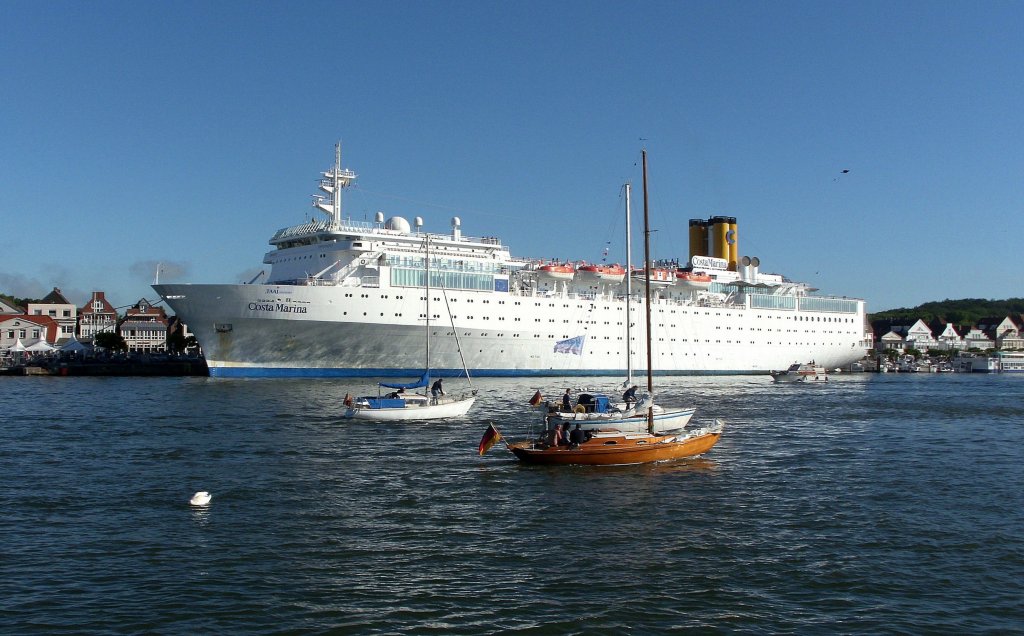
[206, 366, 762, 378]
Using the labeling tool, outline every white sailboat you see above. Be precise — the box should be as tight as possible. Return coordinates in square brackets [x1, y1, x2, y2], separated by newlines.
[536, 180, 695, 434]
[343, 235, 477, 420]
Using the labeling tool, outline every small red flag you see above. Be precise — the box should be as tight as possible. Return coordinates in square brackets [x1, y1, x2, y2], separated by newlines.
[478, 423, 503, 456]
[528, 390, 543, 406]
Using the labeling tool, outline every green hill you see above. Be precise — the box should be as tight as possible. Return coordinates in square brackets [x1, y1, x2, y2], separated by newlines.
[870, 298, 1024, 325]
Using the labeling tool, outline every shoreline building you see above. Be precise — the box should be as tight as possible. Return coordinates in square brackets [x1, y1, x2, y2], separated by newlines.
[26, 288, 77, 344]
[121, 298, 169, 353]
[78, 291, 118, 341]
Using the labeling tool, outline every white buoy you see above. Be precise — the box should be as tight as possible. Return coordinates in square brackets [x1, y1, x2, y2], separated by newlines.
[190, 491, 212, 506]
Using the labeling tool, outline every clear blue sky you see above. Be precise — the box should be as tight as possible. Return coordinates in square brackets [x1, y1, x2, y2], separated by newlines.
[2, 1, 1021, 313]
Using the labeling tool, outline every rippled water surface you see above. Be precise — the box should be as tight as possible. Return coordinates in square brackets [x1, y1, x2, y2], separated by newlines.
[2, 373, 1022, 633]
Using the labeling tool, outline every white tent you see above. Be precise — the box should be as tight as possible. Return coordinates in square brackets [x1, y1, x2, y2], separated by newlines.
[26, 339, 56, 352]
[10, 338, 26, 352]
[60, 336, 90, 353]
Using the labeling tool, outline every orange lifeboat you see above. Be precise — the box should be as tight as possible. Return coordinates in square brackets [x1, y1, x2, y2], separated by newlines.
[631, 267, 675, 286]
[676, 271, 712, 290]
[536, 262, 575, 281]
[576, 263, 626, 283]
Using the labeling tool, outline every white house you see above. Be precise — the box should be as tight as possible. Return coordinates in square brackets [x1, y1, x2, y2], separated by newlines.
[992, 317, 1023, 350]
[121, 298, 168, 352]
[962, 327, 994, 350]
[27, 288, 77, 343]
[79, 291, 119, 340]
[878, 330, 905, 351]
[903, 319, 938, 351]
[935, 322, 964, 350]
[1, 314, 59, 352]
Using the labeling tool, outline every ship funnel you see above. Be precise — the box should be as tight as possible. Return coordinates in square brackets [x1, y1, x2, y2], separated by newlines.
[727, 217, 738, 271]
[708, 216, 738, 271]
[688, 219, 708, 263]
[697, 216, 739, 270]
[451, 216, 462, 240]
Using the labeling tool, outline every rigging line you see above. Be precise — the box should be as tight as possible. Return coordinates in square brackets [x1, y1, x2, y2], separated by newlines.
[629, 151, 684, 264]
[437, 279, 474, 391]
[592, 188, 627, 264]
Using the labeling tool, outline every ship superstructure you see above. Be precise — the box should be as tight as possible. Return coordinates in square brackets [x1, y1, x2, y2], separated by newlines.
[154, 145, 871, 377]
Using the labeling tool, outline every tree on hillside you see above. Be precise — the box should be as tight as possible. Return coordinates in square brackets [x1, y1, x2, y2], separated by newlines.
[0, 293, 43, 308]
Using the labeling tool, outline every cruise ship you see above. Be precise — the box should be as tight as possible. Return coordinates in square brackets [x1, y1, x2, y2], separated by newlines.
[153, 145, 871, 378]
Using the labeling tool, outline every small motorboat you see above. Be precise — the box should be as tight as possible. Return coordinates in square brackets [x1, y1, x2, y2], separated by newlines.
[770, 362, 828, 383]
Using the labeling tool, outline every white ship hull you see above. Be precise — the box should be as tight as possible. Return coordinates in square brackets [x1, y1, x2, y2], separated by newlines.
[154, 281, 867, 378]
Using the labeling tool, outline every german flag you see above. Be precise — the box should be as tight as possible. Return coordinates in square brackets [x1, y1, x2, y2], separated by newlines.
[528, 390, 543, 406]
[478, 423, 503, 456]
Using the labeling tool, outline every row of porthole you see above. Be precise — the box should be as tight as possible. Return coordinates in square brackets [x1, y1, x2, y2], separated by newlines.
[342, 292, 856, 323]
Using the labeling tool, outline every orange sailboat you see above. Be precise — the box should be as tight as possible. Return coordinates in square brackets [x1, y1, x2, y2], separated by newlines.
[482, 151, 724, 466]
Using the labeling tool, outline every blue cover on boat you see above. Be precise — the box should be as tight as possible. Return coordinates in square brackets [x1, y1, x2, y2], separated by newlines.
[379, 372, 430, 390]
[594, 396, 610, 413]
[367, 398, 407, 409]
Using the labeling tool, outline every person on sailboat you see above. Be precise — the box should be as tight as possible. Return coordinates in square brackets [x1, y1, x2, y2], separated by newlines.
[623, 385, 639, 408]
[559, 422, 572, 446]
[569, 423, 588, 446]
[562, 389, 572, 412]
[431, 378, 444, 398]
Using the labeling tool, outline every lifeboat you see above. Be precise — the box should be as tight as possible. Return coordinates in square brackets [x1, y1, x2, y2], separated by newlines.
[631, 267, 675, 286]
[536, 262, 575, 281]
[576, 263, 626, 284]
[676, 271, 713, 290]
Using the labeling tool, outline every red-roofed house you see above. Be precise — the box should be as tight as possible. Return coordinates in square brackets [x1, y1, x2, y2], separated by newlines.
[1, 314, 59, 351]
[121, 298, 169, 352]
[79, 291, 119, 341]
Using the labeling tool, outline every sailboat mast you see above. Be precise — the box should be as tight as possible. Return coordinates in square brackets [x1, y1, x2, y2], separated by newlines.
[624, 182, 633, 386]
[641, 150, 654, 432]
[425, 235, 431, 382]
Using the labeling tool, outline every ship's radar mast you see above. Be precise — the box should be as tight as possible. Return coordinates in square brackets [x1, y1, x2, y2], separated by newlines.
[312, 142, 357, 226]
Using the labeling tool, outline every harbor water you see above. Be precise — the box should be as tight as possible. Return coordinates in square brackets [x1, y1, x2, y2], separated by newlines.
[2, 373, 1022, 633]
